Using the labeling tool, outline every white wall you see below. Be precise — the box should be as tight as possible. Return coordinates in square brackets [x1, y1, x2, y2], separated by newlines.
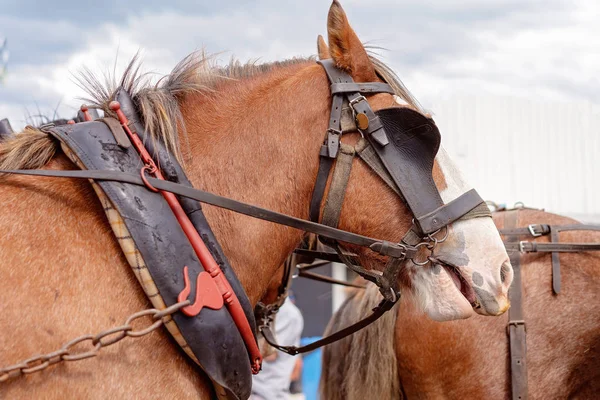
[431, 94, 600, 222]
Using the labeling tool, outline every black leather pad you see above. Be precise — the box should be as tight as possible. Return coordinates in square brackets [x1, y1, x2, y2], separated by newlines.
[50, 117, 253, 399]
[0, 118, 13, 138]
[369, 108, 444, 226]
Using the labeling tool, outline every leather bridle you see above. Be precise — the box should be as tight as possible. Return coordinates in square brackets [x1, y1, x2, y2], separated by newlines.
[255, 59, 492, 355]
[1, 60, 491, 364]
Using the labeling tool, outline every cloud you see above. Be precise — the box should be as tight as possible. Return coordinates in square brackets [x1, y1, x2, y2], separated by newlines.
[0, 0, 598, 130]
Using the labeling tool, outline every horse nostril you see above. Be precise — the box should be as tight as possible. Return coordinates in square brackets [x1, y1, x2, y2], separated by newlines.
[500, 260, 511, 284]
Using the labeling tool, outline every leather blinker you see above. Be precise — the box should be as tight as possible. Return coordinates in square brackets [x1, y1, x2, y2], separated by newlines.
[369, 107, 444, 229]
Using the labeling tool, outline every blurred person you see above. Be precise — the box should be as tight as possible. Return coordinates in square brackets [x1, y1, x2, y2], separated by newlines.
[251, 296, 304, 400]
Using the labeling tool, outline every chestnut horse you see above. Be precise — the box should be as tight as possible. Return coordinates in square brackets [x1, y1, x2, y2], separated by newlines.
[0, 2, 511, 399]
[320, 208, 600, 399]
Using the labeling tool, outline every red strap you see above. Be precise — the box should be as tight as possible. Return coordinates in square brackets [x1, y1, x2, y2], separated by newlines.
[109, 101, 262, 374]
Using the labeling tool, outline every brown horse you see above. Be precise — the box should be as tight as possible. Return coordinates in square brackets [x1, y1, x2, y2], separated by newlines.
[0, 2, 511, 399]
[320, 208, 600, 400]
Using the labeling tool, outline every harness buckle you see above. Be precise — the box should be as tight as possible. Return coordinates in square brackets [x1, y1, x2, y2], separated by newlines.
[519, 241, 527, 253]
[528, 224, 542, 237]
[349, 95, 367, 108]
[507, 319, 527, 334]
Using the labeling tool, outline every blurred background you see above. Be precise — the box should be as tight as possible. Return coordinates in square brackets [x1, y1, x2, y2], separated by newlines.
[1, 1, 598, 397]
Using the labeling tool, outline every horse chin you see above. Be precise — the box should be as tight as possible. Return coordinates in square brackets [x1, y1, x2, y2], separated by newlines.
[409, 264, 475, 322]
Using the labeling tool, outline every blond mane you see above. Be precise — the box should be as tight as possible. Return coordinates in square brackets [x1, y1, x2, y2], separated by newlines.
[0, 50, 420, 171]
[320, 283, 401, 400]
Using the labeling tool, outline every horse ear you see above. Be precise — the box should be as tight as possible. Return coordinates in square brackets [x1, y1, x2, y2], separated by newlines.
[317, 35, 331, 60]
[327, 0, 377, 81]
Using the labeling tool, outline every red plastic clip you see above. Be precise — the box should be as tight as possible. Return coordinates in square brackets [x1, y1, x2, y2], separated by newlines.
[177, 266, 224, 316]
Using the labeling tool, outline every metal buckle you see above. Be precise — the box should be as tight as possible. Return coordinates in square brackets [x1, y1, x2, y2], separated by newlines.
[507, 320, 526, 334]
[519, 241, 527, 253]
[349, 95, 367, 108]
[528, 224, 542, 237]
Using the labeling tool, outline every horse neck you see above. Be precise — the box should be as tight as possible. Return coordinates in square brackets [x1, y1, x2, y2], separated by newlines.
[178, 63, 330, 304]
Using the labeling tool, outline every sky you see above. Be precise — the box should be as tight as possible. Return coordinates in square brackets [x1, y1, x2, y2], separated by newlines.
[0, 0, 599, 129]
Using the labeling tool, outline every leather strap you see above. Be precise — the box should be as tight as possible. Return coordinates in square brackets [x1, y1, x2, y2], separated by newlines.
[296, 269, 366, 288]
[500, 222, 600, 295]
[0, 168, 418, 260]
[503, 242, 600, 253]
[550, 226, 561, 294]
[417, 189, 489, 234]
[98, 118, 131, 149]
[318, 59, 388, 146]
[260, 297, 396, 355]
[309, 148, 334, 222]
[321, 143, 355, 228]
[293, 248, 358, 264]
[504, 210, 528, 400]
[499, 223, 600, 237]
[499, 224, 551, 237]
[330, 82, 395, 95]
[355, 138, 402, 197]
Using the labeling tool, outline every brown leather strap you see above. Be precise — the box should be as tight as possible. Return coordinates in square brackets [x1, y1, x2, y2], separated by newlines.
[499, 224, 551, 237]
[503, 241, 600, 253]
[500, 222, 600, 295]
[504, 210, 528, 400]
[499, 223, 600, 237]
[98, 118, 131, 149]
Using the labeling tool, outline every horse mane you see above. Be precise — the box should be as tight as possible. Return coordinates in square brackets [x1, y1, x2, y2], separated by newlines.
[320, 282, 401, 400]
[0, 50, 421, 171]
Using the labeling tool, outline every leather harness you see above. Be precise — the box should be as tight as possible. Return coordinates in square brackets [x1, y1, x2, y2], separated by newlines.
[287, 208, 600, 400]
[498, 209, 600, 400]
[2, 60, 491, 392]
[255, 59, 491, 355]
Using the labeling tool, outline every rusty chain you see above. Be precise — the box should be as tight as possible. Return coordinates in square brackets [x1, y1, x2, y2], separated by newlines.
[0, 300, 190, 383]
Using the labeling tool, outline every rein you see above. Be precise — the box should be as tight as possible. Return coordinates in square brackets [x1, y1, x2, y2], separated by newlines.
[0, 59, 491, 379]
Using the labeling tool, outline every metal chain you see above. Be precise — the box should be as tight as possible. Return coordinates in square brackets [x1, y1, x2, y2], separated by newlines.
[410, 226, 449, 266]
[0, 300, 190, 383]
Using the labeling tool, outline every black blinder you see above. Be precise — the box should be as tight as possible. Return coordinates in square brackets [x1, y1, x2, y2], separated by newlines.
[369, 107, 444, 230]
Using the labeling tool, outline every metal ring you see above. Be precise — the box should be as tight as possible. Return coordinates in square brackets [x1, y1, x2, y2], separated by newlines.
[428, 226, 449, 243]
[140, 165, 159, 192]
[387, 287, 397, 303]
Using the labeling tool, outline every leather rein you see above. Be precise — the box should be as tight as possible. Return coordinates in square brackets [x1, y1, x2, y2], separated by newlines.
[0, 60, 490, 363]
